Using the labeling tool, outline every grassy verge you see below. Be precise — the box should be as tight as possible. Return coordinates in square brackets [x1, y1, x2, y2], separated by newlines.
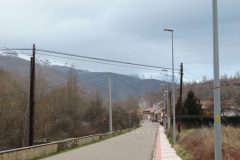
[171, 126, 240, 160]
[165, 129, 192, 160]
[174, 144, 192, 160]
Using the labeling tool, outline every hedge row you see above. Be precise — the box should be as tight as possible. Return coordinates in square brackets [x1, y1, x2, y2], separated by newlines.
[174, 116, 240, 128]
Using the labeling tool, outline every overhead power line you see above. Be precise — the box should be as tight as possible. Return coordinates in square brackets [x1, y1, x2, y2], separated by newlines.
[37, 48, 178, 71]
[37, 52, 170, 72]
[184, 68, 202, 80]
[0, 48, 32, 51]
[111, 74, 141, 92]
[1, 47, 180, 73]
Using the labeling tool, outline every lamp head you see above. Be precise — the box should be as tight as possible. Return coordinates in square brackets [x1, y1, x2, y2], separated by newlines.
[164, 29, 173, 32]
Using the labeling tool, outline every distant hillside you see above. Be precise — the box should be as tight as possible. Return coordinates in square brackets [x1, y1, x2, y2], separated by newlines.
[0, 54, 165, 101]
[183, 77, 240, 109]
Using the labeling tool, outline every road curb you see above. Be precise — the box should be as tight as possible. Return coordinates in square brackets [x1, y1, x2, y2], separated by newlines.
[153, 126, 182, 160]
[152, 125, 161, 160]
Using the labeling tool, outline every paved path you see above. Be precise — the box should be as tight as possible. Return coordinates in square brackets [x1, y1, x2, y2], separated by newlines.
[153, 126, 181, 160]
[43, 122, 158, 160]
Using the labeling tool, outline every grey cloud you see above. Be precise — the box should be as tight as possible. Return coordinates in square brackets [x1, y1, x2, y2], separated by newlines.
[0, 0, 240, 80]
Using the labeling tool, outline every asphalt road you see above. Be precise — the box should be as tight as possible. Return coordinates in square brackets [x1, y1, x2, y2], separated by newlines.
[43, 122, 158, 160]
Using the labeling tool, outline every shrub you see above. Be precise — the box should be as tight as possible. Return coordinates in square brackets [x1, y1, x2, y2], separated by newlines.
[177, 126, 240, 160]
[175, 116, 240, 129]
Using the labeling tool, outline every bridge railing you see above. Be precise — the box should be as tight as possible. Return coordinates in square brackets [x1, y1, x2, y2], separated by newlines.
[0, 129, 130, 160]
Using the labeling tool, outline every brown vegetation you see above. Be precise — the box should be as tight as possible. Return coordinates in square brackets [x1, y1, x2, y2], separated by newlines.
[177, 126, 240, 160]
[183, 75, 240, 109]
[0, 68, 140, 151]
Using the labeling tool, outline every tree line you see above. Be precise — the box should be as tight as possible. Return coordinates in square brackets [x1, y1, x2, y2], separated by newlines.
[0, 68, 140, 151]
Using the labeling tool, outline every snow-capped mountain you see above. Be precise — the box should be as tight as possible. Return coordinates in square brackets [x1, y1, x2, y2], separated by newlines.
[0, 48, 72, 68]
[0, 48, 165, 101]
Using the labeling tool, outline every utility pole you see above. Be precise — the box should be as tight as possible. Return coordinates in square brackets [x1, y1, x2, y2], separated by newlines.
[178, 63, 183, 133]
[128, 113, 131, 128]
[108, 72, 113, 133]
[29, 44, 35, 146]
[212, 0, 222, 159]
[163, 70, 170, 130]
[163, 92, 167, 130]
[169, 91, 172, 126]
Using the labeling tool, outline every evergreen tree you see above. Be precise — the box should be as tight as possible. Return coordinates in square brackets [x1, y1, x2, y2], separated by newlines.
[183, 90, 202, 115]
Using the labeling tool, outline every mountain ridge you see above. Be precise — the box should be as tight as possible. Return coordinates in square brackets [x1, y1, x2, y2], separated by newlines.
[0, 49, 165, 101]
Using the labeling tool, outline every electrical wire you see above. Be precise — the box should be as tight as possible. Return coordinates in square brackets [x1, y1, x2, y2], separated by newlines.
[79, 73, 107, 82]
[1, 47, 183, 85]
[111, 74, 142, 92]
[37, 48, 178, 71]
[1, 47, 181, 74]
[39, 52, 154, 71]
[37, 52, 178, 73]
[184, 68, 202, 80]
[0, 48, 32, 51]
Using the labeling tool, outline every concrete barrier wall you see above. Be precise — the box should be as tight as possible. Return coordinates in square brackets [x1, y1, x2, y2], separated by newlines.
[0, 143, 58, 160]
[0, 129, 129, 160]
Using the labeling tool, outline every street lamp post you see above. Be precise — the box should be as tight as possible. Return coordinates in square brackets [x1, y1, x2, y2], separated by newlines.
[164, 28, 176, 145]
[108, 72, 113, 133]
[212, 0, 222, 159]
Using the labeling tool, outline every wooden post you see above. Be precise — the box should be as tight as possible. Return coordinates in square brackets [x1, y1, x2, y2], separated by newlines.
[178, 63, 183, 133]
[29, 44, 35, 146]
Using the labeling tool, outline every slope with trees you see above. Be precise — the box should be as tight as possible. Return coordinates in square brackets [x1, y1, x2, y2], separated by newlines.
[0, 68, 140, 151]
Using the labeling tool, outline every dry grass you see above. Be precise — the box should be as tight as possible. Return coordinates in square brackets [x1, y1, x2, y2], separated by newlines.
[177, 126, 240, 160]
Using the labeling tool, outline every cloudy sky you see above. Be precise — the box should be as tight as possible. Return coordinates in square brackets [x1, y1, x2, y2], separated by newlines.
[0, 0, 240, 81]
